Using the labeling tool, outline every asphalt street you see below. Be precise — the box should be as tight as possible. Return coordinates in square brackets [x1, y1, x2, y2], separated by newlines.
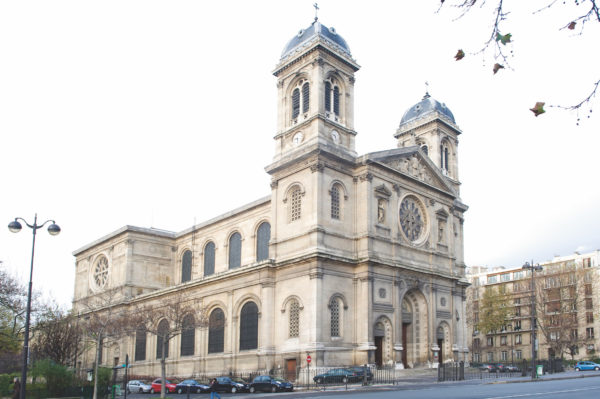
[124, 371, 600, 399]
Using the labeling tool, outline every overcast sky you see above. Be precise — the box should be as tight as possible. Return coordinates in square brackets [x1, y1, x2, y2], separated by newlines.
[1, 1, 599, 307]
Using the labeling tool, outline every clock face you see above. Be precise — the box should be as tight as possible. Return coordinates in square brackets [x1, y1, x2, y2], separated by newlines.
[331, 130, 340, 144]
[292, 132, 304, 145]
[399, 196, 427, 243]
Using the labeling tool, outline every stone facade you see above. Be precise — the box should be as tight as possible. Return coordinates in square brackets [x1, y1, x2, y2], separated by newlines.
[72, 18, 469, 377]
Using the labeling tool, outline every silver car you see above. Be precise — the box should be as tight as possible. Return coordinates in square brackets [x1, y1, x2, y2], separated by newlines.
[127, 380, 152, 394]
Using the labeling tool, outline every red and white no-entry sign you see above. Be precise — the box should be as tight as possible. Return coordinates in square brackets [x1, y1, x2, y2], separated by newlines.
[306, 355, 312, 363]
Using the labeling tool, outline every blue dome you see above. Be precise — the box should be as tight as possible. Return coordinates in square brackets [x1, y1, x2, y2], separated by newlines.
[281, 19, 351, 60]
[400, 93, 456, 125]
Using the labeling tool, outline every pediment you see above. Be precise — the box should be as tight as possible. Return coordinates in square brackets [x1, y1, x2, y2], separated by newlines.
[362, 147, 456, 196]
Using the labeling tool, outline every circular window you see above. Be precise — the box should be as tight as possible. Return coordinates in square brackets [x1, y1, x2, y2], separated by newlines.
[399, 195, 428, 244]
[93, 256, 109, 289]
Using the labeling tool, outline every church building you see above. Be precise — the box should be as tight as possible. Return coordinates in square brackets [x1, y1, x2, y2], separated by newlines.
[72, 17, 469, 376]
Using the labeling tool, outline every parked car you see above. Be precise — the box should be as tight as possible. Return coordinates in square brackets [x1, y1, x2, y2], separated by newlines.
[150, 379, 177, 394]
[175, 379, 209, 394]
[210, 376, 249, 393]
[313, 368, 359, 384]
[127, 380, 152, 394]
[249, 376, 293, 393]
[574, 361, 600, 371]
[479, 364, 498, 372]
[349, 366, 373, 381]
[504, 365, 520, 372]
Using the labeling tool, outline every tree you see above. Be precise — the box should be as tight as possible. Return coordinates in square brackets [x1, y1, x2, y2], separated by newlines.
[440, 0, 599, 116]
[79, 289, 129, 399]
[0, 266, 30, 373]
[30, 305, 82, 367]
[534, 262, 588, 359]
[30, 359, 75, 397]
[134, 292, 208, 399]
[478, 285, 512, 335]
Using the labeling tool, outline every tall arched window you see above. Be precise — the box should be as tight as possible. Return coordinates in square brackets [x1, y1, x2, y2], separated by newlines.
[180, 314, 195, 356]
[181, 250, 192, 283]
[290, 187, 302, 222]
[256, 222, 270, 262]
[239, 301, 258, 350]
[228, 232, 242, 269]
[289, 299, 300, 338]
[440, 142, 450, 175]
[330, 185, 340, 220]
[156, 319, 170, 359]
[208, 308, 225, 354]
[292, 88, 300, 119]
[204, 241, 215, 277]
[330, 297, 341, 338]
[134, 326, 146, 361]
[291, 80, 309, 120]
[325, 79, 340, 117]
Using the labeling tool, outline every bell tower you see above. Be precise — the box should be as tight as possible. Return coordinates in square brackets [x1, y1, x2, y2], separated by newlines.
[269, 18, 360, 164]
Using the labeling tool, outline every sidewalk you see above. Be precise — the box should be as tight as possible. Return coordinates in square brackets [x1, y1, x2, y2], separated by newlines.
[487, 370, 600, 384]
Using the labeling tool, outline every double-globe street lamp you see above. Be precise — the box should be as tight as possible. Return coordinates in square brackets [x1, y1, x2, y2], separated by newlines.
[8, 214, 60, 399]
[522, 261, 543, 380]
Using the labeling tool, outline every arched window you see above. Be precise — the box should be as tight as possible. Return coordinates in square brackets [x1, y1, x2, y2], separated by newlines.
[330, 297, 341, 337]
[134, 326, 146, 361]
[325, 79, 340, 117]
[256, 222, 270, 262]
[291, 80, 309, 120]
[330, 185, 340, 220]
[289, 300, 300, 338]
[290, 187, 302, 222]
[440, 142, 450, 175]
[181, 250, 192, 283]
[208, 308, 225, 354]
[239, 301, 258, 350]
[204, 241, 215, 277]
[180, 314, 195, 356]
[228, 232, 242, 269]
[156, 319, 170, 359]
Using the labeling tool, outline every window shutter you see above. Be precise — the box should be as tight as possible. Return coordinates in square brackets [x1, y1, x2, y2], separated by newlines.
[325, 82, 331, 112]
[333, 86, 340, 115]
[302, 83, 310, 113]
[292, 88, 300, 118]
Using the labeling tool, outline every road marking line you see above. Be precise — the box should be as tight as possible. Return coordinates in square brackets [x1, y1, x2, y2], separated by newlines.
[484, 386, 600, 399]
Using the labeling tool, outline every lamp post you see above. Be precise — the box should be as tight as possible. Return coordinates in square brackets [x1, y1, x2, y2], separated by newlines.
[8, 214, 61, 399]
[522, 260, 543, 379]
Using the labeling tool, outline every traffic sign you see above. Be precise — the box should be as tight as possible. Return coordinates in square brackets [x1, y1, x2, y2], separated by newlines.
[307, 355, 311, 363]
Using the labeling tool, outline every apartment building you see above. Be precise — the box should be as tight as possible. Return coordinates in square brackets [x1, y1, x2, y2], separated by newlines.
[466, 250, 599, 364]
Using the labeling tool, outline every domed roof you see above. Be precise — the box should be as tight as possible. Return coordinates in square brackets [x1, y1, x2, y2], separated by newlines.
[280, 19, 352, 60]
[400, 93, 456, 126]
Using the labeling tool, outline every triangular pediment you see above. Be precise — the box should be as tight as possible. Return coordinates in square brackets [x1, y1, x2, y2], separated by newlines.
[361, 147, 457, 196]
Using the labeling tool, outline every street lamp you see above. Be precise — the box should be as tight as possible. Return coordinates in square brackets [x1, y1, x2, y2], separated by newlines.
[522, 260, 543, 379]
[8, 214, 60, 399]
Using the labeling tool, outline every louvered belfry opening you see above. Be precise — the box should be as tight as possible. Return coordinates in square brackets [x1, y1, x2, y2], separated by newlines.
[292, 88, 300, 119]
[302, 82, 310, 113]
[333, 86, 340, 115]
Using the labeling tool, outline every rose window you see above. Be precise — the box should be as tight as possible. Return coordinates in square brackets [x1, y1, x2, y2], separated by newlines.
[93, 256, 109, 288]
[399, 196, 426, 243]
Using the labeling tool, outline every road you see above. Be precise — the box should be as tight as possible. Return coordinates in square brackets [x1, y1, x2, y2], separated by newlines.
[125, 373, 600, 399]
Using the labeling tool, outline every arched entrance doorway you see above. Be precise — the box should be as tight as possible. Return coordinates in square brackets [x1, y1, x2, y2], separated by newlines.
[373, 317, 392, 367]
[401, 289, 429, 368]
[436, 322, 451, 364]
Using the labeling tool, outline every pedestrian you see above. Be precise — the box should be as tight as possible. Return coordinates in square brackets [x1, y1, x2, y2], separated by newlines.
[209, 378, 220, 399]
[12, 377, 20, 399]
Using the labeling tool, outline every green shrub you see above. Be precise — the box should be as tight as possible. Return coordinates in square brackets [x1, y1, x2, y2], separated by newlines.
[30, 359, 74, 396]
[0, 373, 20, 397]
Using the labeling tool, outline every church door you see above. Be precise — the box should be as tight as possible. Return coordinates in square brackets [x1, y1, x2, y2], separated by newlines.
[374, 336, 383, 367]
[285, 359, 297, 381]
[437, 338, 444, 364]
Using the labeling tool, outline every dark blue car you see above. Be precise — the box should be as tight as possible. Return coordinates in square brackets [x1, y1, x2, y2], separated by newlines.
[175, 379, 209, 394]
